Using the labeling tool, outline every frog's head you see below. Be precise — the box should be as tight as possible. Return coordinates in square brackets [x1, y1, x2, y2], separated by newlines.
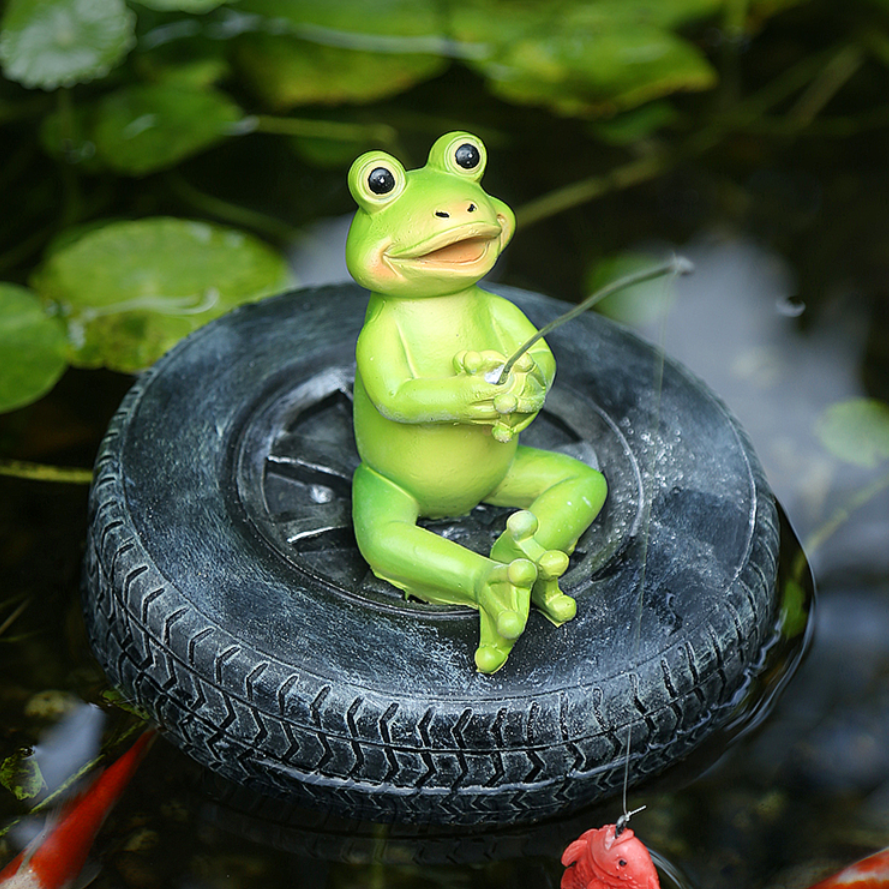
[346, 132, 515, 298]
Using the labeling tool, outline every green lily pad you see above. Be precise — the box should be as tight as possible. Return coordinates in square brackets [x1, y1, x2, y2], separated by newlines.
[0, 0, 135, 90]
[0, 284, 68, 414]
[232, 0, 450, 108]
[90, 83, 243, 176]
[453, 0, 717, 116]
[816, 398, 889, 468]
[233, 31, 446, 109]
[31, 218, 292, 372]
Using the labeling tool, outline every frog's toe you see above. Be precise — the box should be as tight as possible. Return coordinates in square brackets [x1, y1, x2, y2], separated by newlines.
[506, 556, 537, 588]
[506, 509, 538, 543]
[538, 591, 577, 625]
[475, 643, 509, 674]
[538, 549, 569, 579]
[496, 609, 526, 640]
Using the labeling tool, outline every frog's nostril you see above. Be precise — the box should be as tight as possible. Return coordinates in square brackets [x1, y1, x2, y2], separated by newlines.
[435, 210, 450, 218]
[468, 203, 477, 212]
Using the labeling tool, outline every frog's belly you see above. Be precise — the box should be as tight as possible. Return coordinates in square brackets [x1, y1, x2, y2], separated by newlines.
[354, 398, 516, 519]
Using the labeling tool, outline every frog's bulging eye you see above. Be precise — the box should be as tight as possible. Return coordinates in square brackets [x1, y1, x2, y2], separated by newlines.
[368, 167, 396, 195]
[348, 150, 406, 210]
[427, 132, 488, 181]
[455, 143, 480, 170]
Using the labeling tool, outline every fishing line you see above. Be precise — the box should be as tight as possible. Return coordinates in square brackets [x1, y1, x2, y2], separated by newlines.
[614, 254, 689, 828]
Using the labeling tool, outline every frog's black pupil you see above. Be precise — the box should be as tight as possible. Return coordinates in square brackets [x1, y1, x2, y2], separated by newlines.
[368, 167, 396, 195]
[455, 143, 480, 169]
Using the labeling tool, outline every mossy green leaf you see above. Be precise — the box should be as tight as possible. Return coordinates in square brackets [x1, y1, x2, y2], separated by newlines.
[233, 32, 446, 109]
[816, 398, 889, 468]
[0, 750, 46, 801]
[0, 0, 135, 90]
[31, 218, 292, 372]
[454, 0, 717, 117]
[0, 284, 68, 414]
[90, 83, 243, 176]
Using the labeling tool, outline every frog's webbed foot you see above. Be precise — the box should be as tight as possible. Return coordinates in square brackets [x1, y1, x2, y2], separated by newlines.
[474, 558, 536, 673]
[491, 510, 576, 626]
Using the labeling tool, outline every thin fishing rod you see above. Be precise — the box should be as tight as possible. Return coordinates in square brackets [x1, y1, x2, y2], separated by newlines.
[493, 254, 694, 385]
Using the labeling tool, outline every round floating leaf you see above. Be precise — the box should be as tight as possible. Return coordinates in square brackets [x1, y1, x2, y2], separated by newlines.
[233, 32, 446, 109]
[31, 218, 292, 372]
[0, 284, 68, 414]
[454, 0, 717, 117]
[816, 398, 889, 468]
[90, 83, 243, 175]
[0, 0, 136, 90]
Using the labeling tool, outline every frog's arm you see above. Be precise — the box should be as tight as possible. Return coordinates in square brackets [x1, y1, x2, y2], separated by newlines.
[356, 318, 501, 425]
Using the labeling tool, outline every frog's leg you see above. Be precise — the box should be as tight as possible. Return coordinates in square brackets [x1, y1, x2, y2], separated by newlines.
[487, 446, 607, 625]
[352, 463, 537, 673]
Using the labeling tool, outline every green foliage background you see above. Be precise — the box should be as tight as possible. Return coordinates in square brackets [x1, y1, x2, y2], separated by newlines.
[0, 0, 888, 472]
[0, 0, 803, 412]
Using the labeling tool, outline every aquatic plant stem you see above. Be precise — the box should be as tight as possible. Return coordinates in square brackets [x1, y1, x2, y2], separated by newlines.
[167, 174, 301, 244]
[0, 460, 92, 485]
[516, 154, 666, 228]
[0, 599, 29, 639]
[252, 114, 397, 147]
[516, 45, 856, 228]
[787, 45, 864, 128]
[793, 467, 889, 581]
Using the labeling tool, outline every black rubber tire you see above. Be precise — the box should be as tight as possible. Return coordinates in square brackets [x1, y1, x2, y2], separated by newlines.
[82, 284, 780, 825]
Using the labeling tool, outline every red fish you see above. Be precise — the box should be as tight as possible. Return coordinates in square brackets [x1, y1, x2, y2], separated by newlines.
[806, 847, 889, 888]
[0, 730, 155, 889]
[562, 823, 661, 889]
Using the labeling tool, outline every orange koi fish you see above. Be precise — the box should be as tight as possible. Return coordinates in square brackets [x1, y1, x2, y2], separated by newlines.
[806, 846, 889, 888]
[562, 823, 661, 889]
[0, 730, 155, 889]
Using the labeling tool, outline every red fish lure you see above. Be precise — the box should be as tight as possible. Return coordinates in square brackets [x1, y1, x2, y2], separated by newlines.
[562, 823, 661, 889]
[0, 730, 155, 889]
[806, 846, 889, 888]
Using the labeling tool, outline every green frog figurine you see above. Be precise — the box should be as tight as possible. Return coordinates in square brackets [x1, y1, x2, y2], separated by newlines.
[346, 132, 607, 673]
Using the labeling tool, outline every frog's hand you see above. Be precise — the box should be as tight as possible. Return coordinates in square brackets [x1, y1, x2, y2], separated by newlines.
[512, 351, 549, 388]
[492, 411, 540, 441]
[454, 349, 518, 428]
[453, 349, 508, 377]
[494, 367, 546, 416]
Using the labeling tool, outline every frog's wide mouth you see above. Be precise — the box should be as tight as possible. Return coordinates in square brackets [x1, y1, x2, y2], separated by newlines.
[385, 223, 502, 270]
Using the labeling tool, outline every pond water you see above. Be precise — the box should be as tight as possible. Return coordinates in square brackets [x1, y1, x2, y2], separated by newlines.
[2, 3, 889, 888]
